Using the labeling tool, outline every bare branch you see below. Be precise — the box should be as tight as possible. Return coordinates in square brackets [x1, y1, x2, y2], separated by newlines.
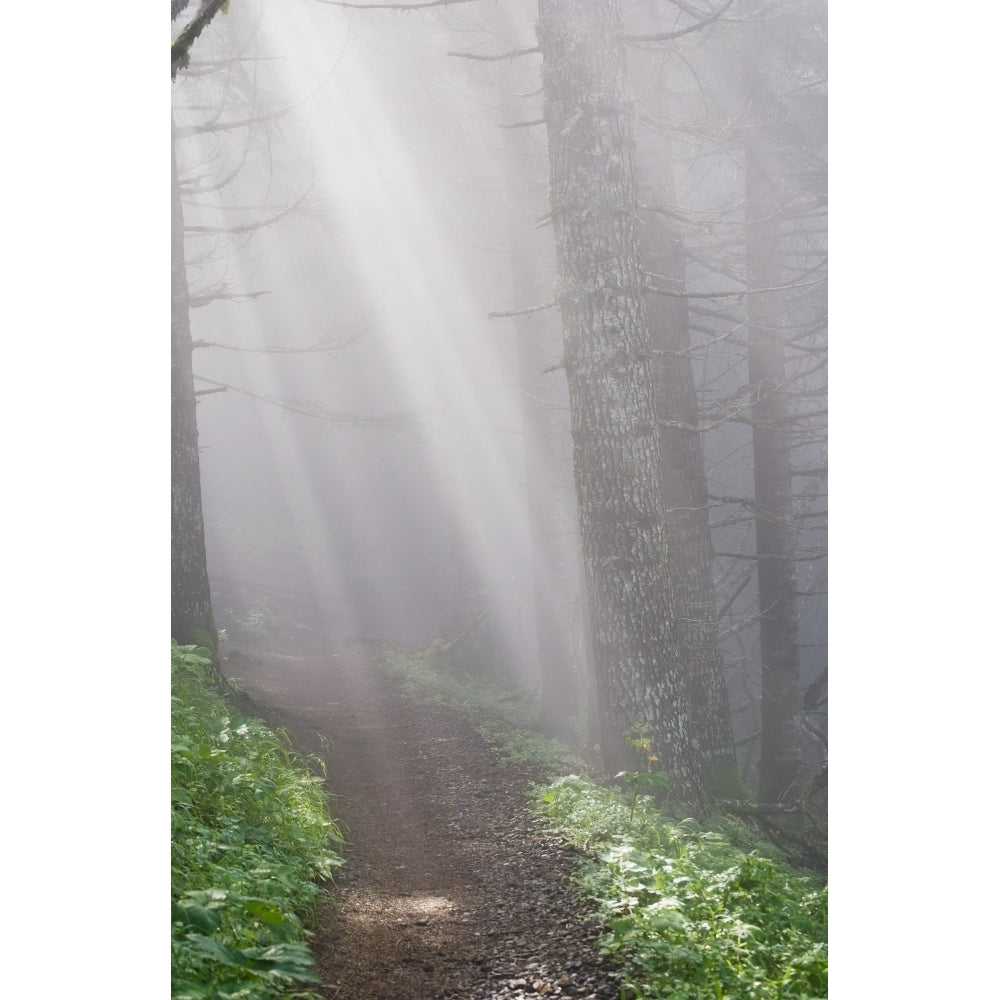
[189, 289, 270, 309]
[488, 301, 557, 320]
[658, 409, 750, 434]
[315, 0, 478, 10]
[709, 495, 754, 508]
[714, 551, 828, 562]
[192, 375, 416, 428]
[646, 272, 826, 299]
[193, 329, 363, 354]
[176, 36, 353, 137]
[717, 569, 753, 618]
[184, 184, 312, 237]
[448, 46, 541, 62]
[622, 0, 735, 45]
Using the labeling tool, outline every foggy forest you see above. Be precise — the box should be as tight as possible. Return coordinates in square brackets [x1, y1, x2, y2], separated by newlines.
[170, 1, 828, 998]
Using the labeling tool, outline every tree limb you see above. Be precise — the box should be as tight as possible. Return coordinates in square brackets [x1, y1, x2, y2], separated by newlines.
[488, 301, 557, 320]
[189, 289, 270, 308]
[621, 0, 735, 45]
[192, 329, 363, 353]
[448, 46, 541, 61]
[714, 551, 827, 562]
[184, 184, 312, 237]
[316, 0, 478, 10]
[192, 375, 416, 427]
[646, 272, 825, 299]
[172, 0, 230, 80]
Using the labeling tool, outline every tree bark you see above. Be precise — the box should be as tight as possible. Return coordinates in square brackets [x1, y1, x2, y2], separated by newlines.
[536, 0, 701, 801]
[171, 115, 219, 659]
[640, 201, 743, 797]
[172, 0, 230, 79]
[626, 0, 742, 795]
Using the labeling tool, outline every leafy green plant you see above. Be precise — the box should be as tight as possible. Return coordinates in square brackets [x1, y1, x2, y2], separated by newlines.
[173, 642, 210, 678]
[171, 641, 345, 1000]
[616, 724, 673, 824]
[534, 774, 827, 1000]
[475, 716, 585, 776]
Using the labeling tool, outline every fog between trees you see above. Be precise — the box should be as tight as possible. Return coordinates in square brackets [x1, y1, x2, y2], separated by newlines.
[172, 0, 826, 818]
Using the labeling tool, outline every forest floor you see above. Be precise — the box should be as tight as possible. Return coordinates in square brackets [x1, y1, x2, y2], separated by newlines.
[224, 641, 624, 1000]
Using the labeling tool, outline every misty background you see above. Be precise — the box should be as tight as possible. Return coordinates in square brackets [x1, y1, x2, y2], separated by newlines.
[172, 0, 828, 787]
[4, 2, 997, 990]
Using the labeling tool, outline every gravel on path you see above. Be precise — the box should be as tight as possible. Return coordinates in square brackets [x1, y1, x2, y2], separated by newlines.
[225, 644, 624, 1000]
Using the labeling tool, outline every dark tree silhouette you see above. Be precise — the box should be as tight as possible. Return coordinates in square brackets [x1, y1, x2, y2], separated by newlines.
[171, 115, 218, 659]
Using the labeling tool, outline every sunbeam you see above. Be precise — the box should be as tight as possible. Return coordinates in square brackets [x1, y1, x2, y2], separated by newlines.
[181, 1, 545, 681]
[170, 3, 829, 995]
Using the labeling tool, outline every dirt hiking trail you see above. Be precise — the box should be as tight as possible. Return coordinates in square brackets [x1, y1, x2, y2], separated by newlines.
[226, 643, 623, 1000]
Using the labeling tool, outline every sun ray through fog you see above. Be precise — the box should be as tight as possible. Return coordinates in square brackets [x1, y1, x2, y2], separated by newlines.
[187, 2, 546, 676]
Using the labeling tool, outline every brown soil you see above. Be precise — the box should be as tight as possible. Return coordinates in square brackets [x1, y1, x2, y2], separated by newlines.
[224, 642, 623, 1000]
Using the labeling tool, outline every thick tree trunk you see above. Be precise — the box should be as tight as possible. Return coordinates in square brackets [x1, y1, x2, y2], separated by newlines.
[171, 116, 218, 658]
[624, 0, 741, 793]
[743, 71, 804, 803]
[640, 201, 743, 797]
[536, 0, 701, 801]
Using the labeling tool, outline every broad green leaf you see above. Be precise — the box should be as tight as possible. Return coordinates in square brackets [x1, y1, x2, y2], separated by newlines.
[172, 901, 222, 934]
[240, 899, 287, 927]
[185, 934, 246, 968]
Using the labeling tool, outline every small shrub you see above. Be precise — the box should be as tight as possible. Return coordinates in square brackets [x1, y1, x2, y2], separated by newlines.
[534, 774, 827, 1000]
[171, 641, 345, 1000]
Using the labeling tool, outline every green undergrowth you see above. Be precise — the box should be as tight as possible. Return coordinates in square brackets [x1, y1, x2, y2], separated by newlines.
[379, 643, 826, 1000]
[171, 642, 345, 1000]
[535, 776, 827, 1000]
[380, 644, 586, 777]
